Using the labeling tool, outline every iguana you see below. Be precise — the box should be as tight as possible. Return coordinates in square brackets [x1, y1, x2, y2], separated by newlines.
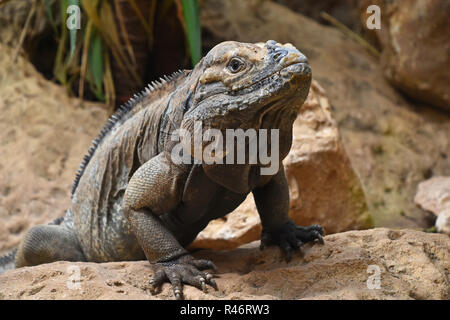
[0, 40, 323, 299]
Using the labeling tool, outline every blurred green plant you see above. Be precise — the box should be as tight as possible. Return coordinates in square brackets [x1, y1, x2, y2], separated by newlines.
[3, 0, 201, 107]
[180, 0, 201, 66]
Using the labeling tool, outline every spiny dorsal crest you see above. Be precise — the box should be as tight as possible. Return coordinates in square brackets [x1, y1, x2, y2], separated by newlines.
[71, 70, 186, 196]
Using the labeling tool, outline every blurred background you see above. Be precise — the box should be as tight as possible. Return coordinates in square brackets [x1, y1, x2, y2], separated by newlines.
[0, 0, 449, 255]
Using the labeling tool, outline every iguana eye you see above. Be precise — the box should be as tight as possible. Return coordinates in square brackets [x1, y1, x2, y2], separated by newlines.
[227, 58, 245, 73]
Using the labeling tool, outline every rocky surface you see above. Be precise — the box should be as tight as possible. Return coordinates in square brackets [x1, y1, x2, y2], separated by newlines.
[361, 0, 450, 111]
[193, 81, 372, 250]
[201, 0, 450, 230]
[1, 228, 448, 300]
[415, 177, 450, 235]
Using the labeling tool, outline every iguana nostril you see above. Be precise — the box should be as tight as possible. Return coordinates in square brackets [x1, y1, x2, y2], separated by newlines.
[272, 49, 288, 62]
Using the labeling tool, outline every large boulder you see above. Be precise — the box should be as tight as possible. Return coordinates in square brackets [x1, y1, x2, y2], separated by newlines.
[200, 0, 450, 230]
[284, 81, 372, 233]
[1, 228, 448, 300]
[360, 0, 450, 111]
[192, 81, 372, 250]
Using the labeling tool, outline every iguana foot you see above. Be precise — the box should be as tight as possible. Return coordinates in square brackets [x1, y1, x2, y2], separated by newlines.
[149, 255, 218, 300]
[260, 220, 324, 262]
[295, 224, 325, 244]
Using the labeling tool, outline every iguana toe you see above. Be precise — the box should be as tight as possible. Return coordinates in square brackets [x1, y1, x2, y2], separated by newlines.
[295, 224, 325, 244]
[149, 255, 217, 299]
[188, 258, 217, 271]
[149, 269, 166, 294]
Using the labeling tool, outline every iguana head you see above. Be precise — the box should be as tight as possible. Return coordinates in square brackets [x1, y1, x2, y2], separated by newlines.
[171, 40, 312, 193]
[181, 40, 312, 131]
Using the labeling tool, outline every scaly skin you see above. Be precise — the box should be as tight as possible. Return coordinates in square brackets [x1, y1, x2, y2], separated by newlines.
[8, 40, 323, 299]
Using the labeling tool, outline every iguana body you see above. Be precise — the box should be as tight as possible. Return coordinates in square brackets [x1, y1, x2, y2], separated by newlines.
[2, 41, 323, 299]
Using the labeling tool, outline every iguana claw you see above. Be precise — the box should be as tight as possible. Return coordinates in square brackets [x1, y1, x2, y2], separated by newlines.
[174, 289, 182, 300]
[149, 255, 218, 299]
[199, 277, 207, 292]
[260, 221, 325, 262]
[295, 224, 325, 244]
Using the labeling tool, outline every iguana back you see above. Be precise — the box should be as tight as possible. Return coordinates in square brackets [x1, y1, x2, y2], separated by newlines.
[70, 70, 189, 262]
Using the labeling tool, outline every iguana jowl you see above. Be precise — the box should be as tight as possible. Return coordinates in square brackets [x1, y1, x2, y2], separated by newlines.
[3, 40, 324, 299]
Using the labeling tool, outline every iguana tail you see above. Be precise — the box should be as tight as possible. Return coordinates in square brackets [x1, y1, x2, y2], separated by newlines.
[0, 248, 17, 274]
[0, 216, 65, 274]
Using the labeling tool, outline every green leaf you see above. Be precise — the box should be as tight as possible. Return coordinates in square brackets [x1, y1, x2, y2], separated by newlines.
[181, 0, 201, 66]
[44, 0, 58, 34]
[68, 0, 79, 60]
[88, 30, 104, 101]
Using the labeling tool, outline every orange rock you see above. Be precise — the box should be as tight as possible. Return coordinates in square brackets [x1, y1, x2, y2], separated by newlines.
[361, 0, 450, 110]
[285, 81, 372, 234]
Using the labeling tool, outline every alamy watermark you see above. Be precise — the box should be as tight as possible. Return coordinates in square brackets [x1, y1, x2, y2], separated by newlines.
[366, 264, 381, 289]
[170, 121, 280, 175]
[66, 4, 81, 30]
[366, 5, 381, 30]
[66, 265, 81, 290]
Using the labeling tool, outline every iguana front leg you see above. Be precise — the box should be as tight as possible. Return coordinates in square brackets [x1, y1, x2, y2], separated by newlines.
[253, 167, 324, 262]
[123, 153, 217, 299]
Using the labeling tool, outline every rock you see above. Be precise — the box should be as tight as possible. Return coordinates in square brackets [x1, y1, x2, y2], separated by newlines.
[436, 210, 450, 236]
[0, 44, 108, 255]
[360, 0, 450, 111]
[201, 0, 450, 230]
[192, 193, 262, 250]
[284, 81, 372, 233]
[415, 176, 450, 235]
[415, 177, 450, 216]
[192, 81, 372, 250]
[1, 228, 448, 300]
[274, 0, 362, 31]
